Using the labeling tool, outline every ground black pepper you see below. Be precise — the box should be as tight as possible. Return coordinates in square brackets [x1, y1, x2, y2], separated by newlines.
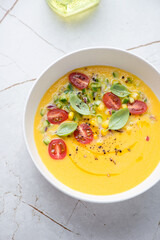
[110, 158, 116, 165]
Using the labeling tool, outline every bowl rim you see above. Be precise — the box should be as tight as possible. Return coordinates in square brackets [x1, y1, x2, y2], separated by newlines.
[23, 46, 160, 203]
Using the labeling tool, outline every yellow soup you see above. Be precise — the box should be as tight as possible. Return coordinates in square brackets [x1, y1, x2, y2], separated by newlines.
[34, 66, 160, 195]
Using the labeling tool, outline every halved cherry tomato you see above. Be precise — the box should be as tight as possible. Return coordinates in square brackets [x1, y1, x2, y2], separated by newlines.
[127, 100, 147, 115]
[69, 72, 89, 89]
[74, 123, 93, 144]
[103, 92, 121, 110]
[48, 139, 67, 160]
[47, 109, 68, 124]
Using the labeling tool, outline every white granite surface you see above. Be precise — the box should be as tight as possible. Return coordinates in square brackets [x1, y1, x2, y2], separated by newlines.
[0, 0, 160, 239]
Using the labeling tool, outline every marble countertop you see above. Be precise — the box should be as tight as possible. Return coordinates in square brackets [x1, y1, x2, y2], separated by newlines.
[1, 0, 160, 239]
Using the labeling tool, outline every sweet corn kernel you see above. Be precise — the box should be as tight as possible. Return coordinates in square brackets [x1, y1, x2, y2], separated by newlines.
[122, 104, 128, 109]
[129, 97, 134, 103]
[101, 129, 108, 136]
[94, 134, 98, 139]
[102, 120, 109, 129]
[131, 92, 139, 99]
[105, 109, 110, 116]
[90, 119, 95, 125]
[90, 119, 98, 127]
[98, 102, 105, 112]
[96, 139, 103, 145]
[68, 111, 74, 120]
[90, 119, 99, 127]
[126, 126, 132, 133]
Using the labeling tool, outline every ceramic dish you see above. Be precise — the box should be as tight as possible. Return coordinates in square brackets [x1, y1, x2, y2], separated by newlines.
[24, 47, 160, 203]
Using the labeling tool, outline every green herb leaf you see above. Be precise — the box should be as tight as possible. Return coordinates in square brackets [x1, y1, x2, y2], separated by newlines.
[40, 108, 45, 116]
[91, 82, 101, 92]
[112, 72, 119, 78]
[111, 83, 130, 97]
[59, 93, 68, 103]
[94, 100, 101, 106]
[70, 93, 90, 115]
[67, 83, 73, 91]
[122, 98, 129, 104]
[97, 114, 102, 124]
[91, 82, 101, 88]
[109, 108, 129, 130]
[126, 77, 133, 83]
[105, 78, 110, 86]
[43, 137, 51, 145]
[62, 106, 70, 112]
[64, 90, 69, 94]
[57, 102, 62, 109]
[73, 113, 81, 122]
[43, 120, 50, 127]
[54, 98, 59, 103]
[82, 89, 85, 94]
[57, 121, 78, 136]
[92, 78, 99, 82]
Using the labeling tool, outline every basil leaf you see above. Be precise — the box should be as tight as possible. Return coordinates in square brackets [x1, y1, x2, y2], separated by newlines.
[111, 83, 130, 97]
[109, 108, 129, 130]
[57, 121, 78, 136]
[70, 93, 90, 115]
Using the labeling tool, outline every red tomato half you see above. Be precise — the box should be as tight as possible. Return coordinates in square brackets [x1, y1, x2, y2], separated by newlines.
[127, 100, 147, 115]
[69, 72, 90, 89]
[74, 123, 93, 144]
[47, 109, 68, 124]
[48, 139, 67, 160]
[103, 92, 121, 110]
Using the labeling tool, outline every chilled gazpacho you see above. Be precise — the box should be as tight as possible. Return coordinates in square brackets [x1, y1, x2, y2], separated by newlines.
[34, 66, 160, 195]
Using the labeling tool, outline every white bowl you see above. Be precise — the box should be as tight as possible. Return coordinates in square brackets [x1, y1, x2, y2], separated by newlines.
[24, 47, 160, 203]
